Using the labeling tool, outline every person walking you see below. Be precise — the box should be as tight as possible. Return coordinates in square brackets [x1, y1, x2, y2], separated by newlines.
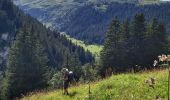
[62, 68, 69, 95]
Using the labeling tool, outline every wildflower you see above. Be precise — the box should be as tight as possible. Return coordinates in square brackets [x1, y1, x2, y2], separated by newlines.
[158, 54, 167, 62]
[145, 77, 156, 88]
[154, 95, 163, 100]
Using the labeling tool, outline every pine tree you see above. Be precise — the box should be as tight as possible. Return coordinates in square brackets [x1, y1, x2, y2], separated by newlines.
[121, 19, 131, 68]
[156, 22, 169, 53]
[145, 18, 169, 67]
[145, 18, 159, 66]
[100, 14, 170, 73]
[122, 19, 130, 41]
[2, 29, 48, 99]
[130, 13, 147, 68]
[100, 17, 124, 74]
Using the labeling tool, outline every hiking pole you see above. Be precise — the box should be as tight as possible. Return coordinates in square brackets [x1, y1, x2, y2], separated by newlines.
[73, 77, 77, 86]
[88, 81, 92, 100]
[62, 70, 65, 95]
[89, 83, 91, 94]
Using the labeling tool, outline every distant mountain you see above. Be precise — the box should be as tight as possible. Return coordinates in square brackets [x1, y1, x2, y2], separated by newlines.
[0, 0, 93, 70]
[13, 0, 170, 44]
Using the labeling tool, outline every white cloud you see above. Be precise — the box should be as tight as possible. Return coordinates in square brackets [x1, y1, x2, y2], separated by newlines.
[161, 0, 170, 1]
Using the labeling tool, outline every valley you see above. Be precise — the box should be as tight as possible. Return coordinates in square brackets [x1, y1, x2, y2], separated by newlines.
[0, 0, 170, 100]
[61, 32, 103, 56]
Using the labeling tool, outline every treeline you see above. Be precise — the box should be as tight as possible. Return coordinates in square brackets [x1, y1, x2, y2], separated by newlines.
[100, 13, 170, 75]
[0, 0, 94, 99]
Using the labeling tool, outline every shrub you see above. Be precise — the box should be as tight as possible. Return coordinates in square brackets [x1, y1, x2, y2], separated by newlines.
[49, 72, 63, 89]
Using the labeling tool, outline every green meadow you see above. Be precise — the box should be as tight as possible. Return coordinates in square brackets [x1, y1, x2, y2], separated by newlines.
[22, 69, 169, 100]
[61, 32, 103, 56]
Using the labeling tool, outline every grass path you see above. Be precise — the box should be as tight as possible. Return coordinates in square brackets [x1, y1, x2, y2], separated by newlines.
[22, 69, 169, 100]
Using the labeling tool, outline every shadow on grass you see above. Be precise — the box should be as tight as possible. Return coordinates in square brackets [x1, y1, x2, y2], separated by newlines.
[68, 91, 78, 97]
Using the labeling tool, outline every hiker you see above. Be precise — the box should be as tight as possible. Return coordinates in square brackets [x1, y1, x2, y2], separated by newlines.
[62, 68, 69, 95]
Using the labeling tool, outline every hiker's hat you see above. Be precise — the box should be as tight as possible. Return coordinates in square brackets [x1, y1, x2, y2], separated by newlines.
[61, 68, 68, 73]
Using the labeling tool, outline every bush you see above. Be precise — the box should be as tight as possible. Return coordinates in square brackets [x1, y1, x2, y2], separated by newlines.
[49, 72, 63, 89]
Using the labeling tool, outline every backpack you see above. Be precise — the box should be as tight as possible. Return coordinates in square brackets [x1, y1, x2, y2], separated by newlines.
[68, 71, 74, 82]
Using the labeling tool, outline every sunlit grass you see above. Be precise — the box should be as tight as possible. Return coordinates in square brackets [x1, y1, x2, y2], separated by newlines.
[60, 32, 103, 56]
[22, 69, 169, 100]
[140, 0, 160, 5]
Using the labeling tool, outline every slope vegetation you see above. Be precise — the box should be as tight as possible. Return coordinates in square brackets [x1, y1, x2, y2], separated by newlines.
[22, 69, 169, 100]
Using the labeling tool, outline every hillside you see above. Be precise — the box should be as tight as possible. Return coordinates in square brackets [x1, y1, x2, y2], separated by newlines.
[21, 69, 169, 100]
[0, 0, 93, 70]
[13, 0, 170, 44]
[0, 0, 94, 99]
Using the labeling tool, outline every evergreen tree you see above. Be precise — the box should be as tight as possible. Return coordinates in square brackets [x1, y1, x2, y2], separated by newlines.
[101, 17, 124, 74]
[157, 22, 169, 53]
[145, 18, 169, 67]
[100, 14, 170, 73]
[121, 19, 131, 68]
[122, 19, 130, 41]
[2, 29, 48, 99]
[145, 18, 159, 66]
[130, 13, 147, 68]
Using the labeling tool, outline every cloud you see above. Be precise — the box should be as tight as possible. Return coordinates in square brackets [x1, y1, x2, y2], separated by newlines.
[161, 0, 170, 1]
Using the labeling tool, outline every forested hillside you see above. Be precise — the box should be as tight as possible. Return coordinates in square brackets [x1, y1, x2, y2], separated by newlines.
[0, 0, 94, 99]
[0, 0, 93, 71]
[13, 0, 170, 44]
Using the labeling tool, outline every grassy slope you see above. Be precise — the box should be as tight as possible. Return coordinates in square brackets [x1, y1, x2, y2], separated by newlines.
[22, 69, 169, 100]
[140, 0, 160, 5]
[61, 32, 103, 56]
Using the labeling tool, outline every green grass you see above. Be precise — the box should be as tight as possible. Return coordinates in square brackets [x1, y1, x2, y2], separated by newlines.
[61, 32, 103, 56]
[139, 0, 160, 5]
[22, 69, 169, 100]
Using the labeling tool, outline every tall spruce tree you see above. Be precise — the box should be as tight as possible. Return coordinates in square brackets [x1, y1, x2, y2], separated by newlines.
[121, 19, 131, 68]
[130, 13, 147, 68]
[101, 17, 125, 73]
[122, 19, 130, 41]
[157, 22, 169, 53]
[145, 18, 169, 67]
[2, 29, 48, 99]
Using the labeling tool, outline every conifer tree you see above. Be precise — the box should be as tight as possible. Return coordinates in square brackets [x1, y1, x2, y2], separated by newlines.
[130, 13, 147, 68]
[145, 18, 169, 67]
[101, 17, 124, 73]
[100, 14, 170, 74]
[2, 29, 48, 99]
[121, 19, 131, 68]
